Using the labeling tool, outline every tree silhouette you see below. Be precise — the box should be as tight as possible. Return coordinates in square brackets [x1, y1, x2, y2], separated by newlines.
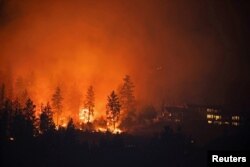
[0, 99, 12, 141]
[9, 99, 37, 141]
[106, 91, 121, 131]
[40, 103, 55, 134]
[67, 118, 75, 131]
[11, 99, 26, 141]
[52, 86, 63, 127]
[84, 85, 95, 123]
[118, 75, 136, 129]
[23, 98, 37, 138]
[119, 75, 135, 113]
[65, 118, 76, 145]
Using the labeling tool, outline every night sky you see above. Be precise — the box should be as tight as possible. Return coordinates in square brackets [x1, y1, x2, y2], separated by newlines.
[0, 0, 249, 113]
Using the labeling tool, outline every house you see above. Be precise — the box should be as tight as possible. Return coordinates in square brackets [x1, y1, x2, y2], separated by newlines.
[164, 104, 244, 127]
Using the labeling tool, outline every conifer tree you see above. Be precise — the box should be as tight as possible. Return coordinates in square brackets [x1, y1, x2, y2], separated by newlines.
[106, 91, 121, 131]
[52, 86, 63, 126]
[84, 86, 95, 123]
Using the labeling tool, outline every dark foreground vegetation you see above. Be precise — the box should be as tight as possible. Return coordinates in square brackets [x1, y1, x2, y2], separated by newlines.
[0, 80, 249, 167]
[1, 122, 250, 167]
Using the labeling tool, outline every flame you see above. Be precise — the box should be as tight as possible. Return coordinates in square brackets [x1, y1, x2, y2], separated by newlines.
[79, 107, 94, 123]
[106, 119, 123, 134]
[95, 127, 122, 134]
[113, 128, 122, 134]
[55, 116, 68, 129]
[61, 122, 67, 128]
[96, 127, 107, 133]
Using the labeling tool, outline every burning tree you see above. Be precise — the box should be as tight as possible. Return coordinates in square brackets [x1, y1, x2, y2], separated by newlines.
[119, 75, 136, 113]
[84, 85, 95, 123]
[39, 103, 55, 134]
[51, 86, 63, 127]
[119, 75, 136, 130]
[106, 91, 121, 131]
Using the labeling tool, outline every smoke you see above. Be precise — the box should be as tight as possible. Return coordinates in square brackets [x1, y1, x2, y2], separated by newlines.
[1, 0, 249, 118]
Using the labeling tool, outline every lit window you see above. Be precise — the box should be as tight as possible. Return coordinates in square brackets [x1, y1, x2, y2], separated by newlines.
[207, 120, 212, 124]
[232, 122, 239, 126]
[214, 115, 221, 120]
[232, 116, 240, 121]
[207, 114, 213, 119]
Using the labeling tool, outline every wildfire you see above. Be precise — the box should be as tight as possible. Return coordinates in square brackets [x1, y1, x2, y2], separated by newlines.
[79, 107, 94, 123]
[61, 122, 67, 128]
[55, 116, 68, 129]
[96, 127, 122, 134]
[113, 128, 122, 134]
[96, 127, 107, 133]
[50, 107, 124, 134]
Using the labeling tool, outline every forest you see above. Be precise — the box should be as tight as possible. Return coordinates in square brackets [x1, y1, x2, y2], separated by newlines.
[1, 0, 250, 166]
[1, 75, 249, 167]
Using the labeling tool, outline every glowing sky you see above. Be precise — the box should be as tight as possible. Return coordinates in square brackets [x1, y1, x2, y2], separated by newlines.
[0, 0, 249, 116]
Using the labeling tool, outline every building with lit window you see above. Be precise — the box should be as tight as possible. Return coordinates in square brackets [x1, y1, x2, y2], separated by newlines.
[164, 105, 244, 127]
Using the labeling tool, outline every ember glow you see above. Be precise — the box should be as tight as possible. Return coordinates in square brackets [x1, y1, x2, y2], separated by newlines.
[0, 0, 249, 133]
[59, 117, 68, 128]
[113, 128, 122, 134]
[96, 127, 106, 133]
[1, 0, 249, 114]
[0, 1, 249, 167]
[79, 108, 94, 124]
